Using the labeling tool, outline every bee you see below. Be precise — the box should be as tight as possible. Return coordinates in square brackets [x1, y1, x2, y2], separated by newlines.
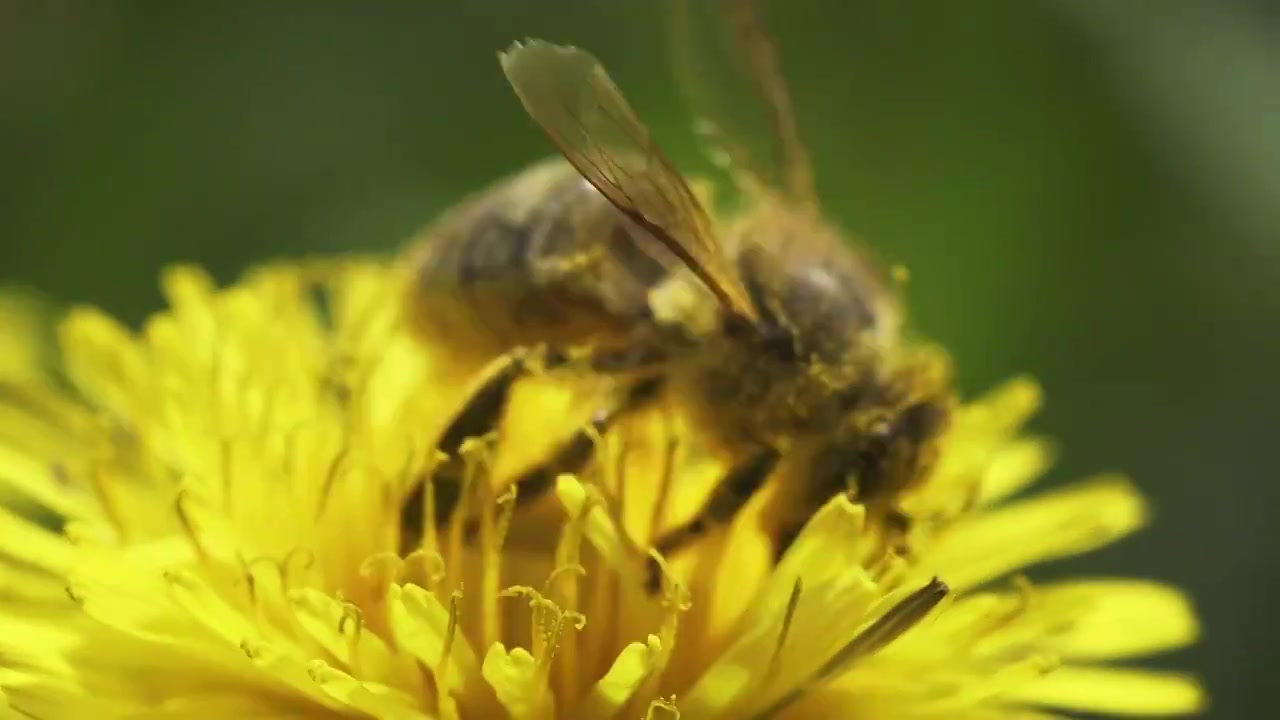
[400, 0, 955, 577]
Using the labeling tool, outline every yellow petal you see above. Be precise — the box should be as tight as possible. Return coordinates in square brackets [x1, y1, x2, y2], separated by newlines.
[0, 290, 55, 383]
[925, 476, 1148, 591]
[1037, 579, 1200, 661]
[64, 556, 183, 643]
[575, 635, 662, 720]
[969, 377, 1043, 433]
[975, 438, 1056, 506]
[58, 308, 151, 423]
[0, 441, 96, 523]
[1008, 665, 1207, 716]
[784, 687, 1069, 720]
[902, 578, 1199, 666]
[0, 380, 98, 509]
[287, 588, 410, 685]
[481, 643, 554, 720]
[0, 505, 75, 576]
[695, 482, 774, 642]
[305, 661, 427, 719]
[163, 569, 261, 647]
[236, 638, 353, 712]
[385, 584, 480, 696]
[682, 496, 881, 718]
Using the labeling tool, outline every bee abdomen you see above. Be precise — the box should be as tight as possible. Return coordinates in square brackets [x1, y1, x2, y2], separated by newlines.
[406, 158, 674, 362]
[455, 213, 535, 286]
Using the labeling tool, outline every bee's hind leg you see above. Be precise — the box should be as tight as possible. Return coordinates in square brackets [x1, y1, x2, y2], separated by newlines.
[645, 446, 782, 592]
[459, 373, 665, 539]
[398, 345, 668, 556]
[476, 341, 670, 523]
[399, 350, 535, 556]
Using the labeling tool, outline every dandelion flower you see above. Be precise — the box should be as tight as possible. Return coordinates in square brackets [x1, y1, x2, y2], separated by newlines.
[0, 260, 1203, 718]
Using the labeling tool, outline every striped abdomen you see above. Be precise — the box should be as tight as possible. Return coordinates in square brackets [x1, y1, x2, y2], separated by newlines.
[405, 158, 675, 368]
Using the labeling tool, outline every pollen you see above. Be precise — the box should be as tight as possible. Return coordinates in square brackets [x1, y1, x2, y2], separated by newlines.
[0, 261, 1203, 718]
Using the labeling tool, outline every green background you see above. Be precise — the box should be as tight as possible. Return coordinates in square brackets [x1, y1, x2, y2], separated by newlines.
[3, 2, 1276, 716]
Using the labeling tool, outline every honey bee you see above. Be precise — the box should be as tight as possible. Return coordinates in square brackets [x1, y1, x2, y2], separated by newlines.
[400, 0, 955, 577]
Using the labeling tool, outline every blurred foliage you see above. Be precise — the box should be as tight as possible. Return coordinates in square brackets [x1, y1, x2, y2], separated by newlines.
[2, 2, 1276, 716]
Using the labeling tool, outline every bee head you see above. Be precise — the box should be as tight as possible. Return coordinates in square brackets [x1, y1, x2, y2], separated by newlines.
[821, 397, 951, 509]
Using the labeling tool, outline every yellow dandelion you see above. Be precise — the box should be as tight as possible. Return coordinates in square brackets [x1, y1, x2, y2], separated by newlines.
[0, 260, 1202, 719]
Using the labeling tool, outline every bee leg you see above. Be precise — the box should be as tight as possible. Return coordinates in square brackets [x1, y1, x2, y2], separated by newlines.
[645, 446, 782, 592]
[762, 400, 947, 566]
[399, 351, 533, 556]
[771, 522, 805, 566]
[461, 375, 666, 539]
[400, 342, 666, 556]
[587, 343, 668, 374]
[769, 508, 904, 566]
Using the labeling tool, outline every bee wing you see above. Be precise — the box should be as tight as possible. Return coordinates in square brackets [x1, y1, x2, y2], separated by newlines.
[499, 39, 757, 323]
[667, 0, 818, 212]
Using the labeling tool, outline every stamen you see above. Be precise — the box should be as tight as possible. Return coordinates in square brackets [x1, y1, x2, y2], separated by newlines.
[241, 569, 258, 613]
[445, 435, 492, 593]
[219, 438, 234, 515]
[281, 547, 317, 589]
[434, 588, 463, 719]
[402, 548, 447, 591]
[631, 550, 690, 708]
[648, 550, 692, 613]
[494, 482, 518, 541]
[358, 552, 402, 592]
[963, 575, 1035, 647]
[174, 488, 209, 561]
[587, 432, 632, 533]
[499, 584, 586, 713]
[543, 563, 588, 595]
[239, 638, 263, 660]
[645, 695, 681, 719]
[420, 450, 449, 562]
[766, 578, 803, 684]
[552, 487, 590, 704]
[241, 556, 288, 624]
[88, 459, 126, 540]
[314, 444, 350, 520]
[566, 472, 616, 681]
[337, 602, 364, 676]
[481, 480, 517, 651]
[583, 550, 616, 683]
